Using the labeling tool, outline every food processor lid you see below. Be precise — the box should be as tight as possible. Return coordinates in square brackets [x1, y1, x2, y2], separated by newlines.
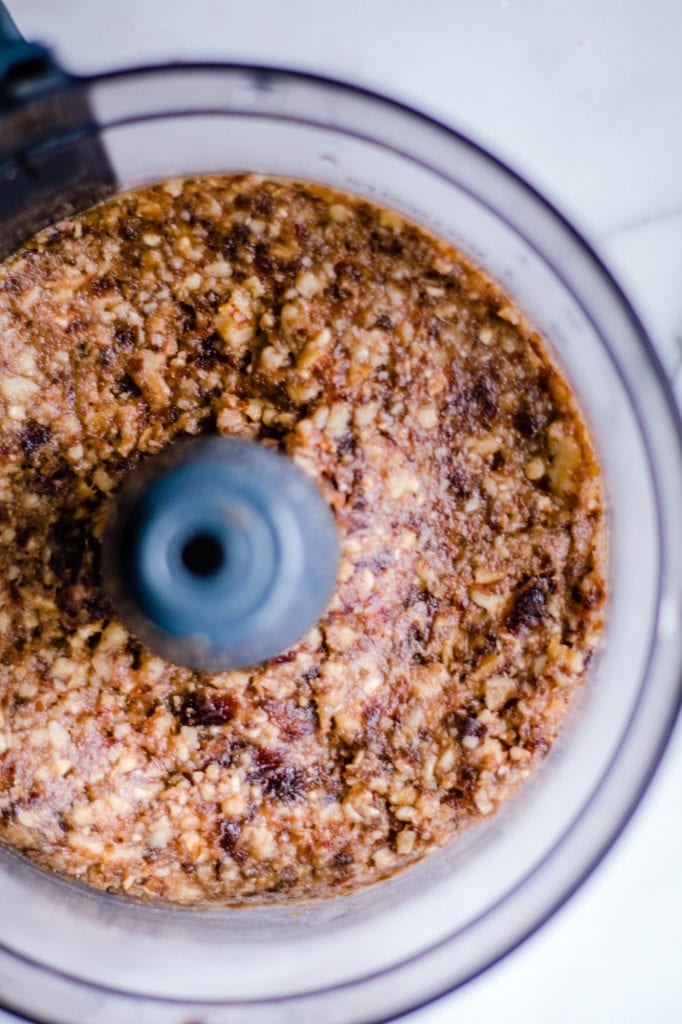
[0, 3, 116, 258]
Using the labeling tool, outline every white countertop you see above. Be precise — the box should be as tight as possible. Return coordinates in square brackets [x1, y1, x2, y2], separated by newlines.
[4, 1, 682, 1022]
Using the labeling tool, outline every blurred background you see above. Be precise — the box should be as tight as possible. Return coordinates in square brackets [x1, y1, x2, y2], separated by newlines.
[4, 2, 682, 1022]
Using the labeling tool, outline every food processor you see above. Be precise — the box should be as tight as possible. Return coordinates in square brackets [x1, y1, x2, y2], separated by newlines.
[0, 7, 680, 1024]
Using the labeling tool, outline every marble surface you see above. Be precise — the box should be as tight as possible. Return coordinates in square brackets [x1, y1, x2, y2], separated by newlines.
[3, 1, 682, 1022]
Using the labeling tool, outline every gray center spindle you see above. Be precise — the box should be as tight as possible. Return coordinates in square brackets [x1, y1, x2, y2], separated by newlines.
[102, 437, 339, 671]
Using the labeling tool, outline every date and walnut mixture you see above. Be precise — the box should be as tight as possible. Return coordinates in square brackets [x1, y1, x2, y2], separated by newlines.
[0, 175, 605, 904]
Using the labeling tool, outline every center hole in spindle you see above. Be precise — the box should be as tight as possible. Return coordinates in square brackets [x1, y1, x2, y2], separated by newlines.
[181, 531, 225, 578]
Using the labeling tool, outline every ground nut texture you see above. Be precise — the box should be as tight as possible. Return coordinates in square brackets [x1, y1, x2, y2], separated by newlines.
[0, 176, 606, 904]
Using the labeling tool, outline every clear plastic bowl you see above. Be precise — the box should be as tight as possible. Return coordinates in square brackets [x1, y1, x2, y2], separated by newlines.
[0, 66, 680, 1024]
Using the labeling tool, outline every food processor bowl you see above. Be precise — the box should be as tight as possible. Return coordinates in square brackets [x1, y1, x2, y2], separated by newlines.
[0, 64, 680, 1024]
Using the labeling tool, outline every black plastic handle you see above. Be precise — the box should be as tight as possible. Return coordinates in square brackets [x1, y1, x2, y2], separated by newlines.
[0, 2, 65, 109]
[0, 1, 19, 42]
[0, 1, 116, 259]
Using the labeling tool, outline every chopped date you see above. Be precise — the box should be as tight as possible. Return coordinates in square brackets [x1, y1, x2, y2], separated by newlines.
[112, 373, 142, 397]
[113, 323, 138, 348]
[446, 770, 477, 806]
[177, 301, 197, 332]
[266, 869, 298, 893]
[2, 275, 22, 295]
[293, 221, 309, 243]
[91, 274, 117, 295]
[30, 472, 57, 495]
[474, 632, 498, 658]
[459, 762, 479, 792]
[350, 493, 368, 514]
[48, 513, 90, 584]
[506, 576, 553, 632]
[126, 637, 144, 669]
[329, 281, 351, 302]
[175, 690, 237, 727]
[337, 432, 356, 458]
[253, 242, 273, 275]
[199, 288, 223, 310]
[571, 580, 602, 611]
[83, 591, 111, 624]
[445, 376, 499, 431]
[513, 406, 537, 438]
[20, 421, 51, 457]
[65, 317, 86, 335]
[56, 583, 106, 625]
[263, 699, 317, 740]
[253, 190, 274, 217]
[448, 466, 474, 498]
[369, 229, 403, 257]
[195, 333, 227, 370]
[248, 747, 308, 802]
[447, 711, 485, 741]
[333, 260, 362, 282]
[119, 221, 139, 241]
[368, 551, 392, 573]
[425, 268, 460, 291]
[86, 630, 102, 651]
[218, 820, 243, 858]
[162, 405, 181, 426]
[404, 583, 437, 610]
[222, 222, 251, 258]
[468, 376, 498, 426]
[258, 420, 290, 445]
[513, 403, 551, 438]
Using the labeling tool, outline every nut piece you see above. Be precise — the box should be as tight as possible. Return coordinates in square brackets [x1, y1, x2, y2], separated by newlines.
[325, 402, 350, 439]
[525, 457, 546, 481]
[133, 351, 172, 409]
[214, 287, 255, 351]
[474, 790, 494, 815]
[484, 675, 516, 712]
[1, 376, 38, 401]
[296, 271, 322, 298]
[259, 346, 288, 374]
[547, 422, 581, 495]
[470, 587, 505, 615]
